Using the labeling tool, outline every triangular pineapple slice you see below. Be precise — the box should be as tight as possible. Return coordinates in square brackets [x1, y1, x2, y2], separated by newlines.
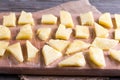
[89, 47, 106, 68]
[80, 11, 94, 26]
[3, 13, 16, 27]
[0, 25, 11, 39]
[115, 14, 120, 29]
[114, 29, 120, 41]
[91, 37, 119, 50]
[16, 24, 33, 40]
[41, 14, 57, 24]
[94, 23, 109, 38]
[18, 11, 34, 25]
[60, 10, 74, 28]
[37, 28, 51, 41]
[58, 52, 86, 67]
[99, 13, 113, 28]
[75, 25, 89, 39]
[66, 40, 90, 55]
[47, 39, 70, 52]
[26, 40, 39, 61]
[109, 49, 120, 62]
[42, 45, 62, 65]
[0, 41, 9, 56]
[55, 24, 72, 40]
[7, 42, 23, 62]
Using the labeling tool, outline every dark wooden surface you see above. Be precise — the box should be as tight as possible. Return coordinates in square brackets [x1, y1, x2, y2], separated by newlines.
[0, 0, 120, 80]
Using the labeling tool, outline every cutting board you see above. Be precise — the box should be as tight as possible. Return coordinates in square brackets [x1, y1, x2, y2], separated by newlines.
[0, 0, 120, 76]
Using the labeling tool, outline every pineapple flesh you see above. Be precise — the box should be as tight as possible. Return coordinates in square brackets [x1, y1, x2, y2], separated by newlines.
[55, 24, 72, 40]
[114, 14, 120, 29]
[114, 29, 120, 41]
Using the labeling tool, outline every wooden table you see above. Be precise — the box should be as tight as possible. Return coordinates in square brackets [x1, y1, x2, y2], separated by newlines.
[0, 0, 120, 80]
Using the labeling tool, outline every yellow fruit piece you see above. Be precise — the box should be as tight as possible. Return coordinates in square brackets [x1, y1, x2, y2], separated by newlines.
[89, 47, 106, 68]
[99, 13, 113, 28]
[109, 49, 120, 62]
[47, 39, 70, 52]
[0, 41, 9, 56]
[60, 10, 74, 28]
[37, 28, 51, 41]
[114, 14, 120, 29]
[7, 42, 23, 62]
[55, 24, 72, 40]
[91, 37, 119, 50]
[114, 29, 120, 41]
[80, 11, 94, 26]
[66, 40, 90, 55]
[42, 45, 62, 65]
[59, 52, 86, 67]
[75, 25, 89, 39]
[18, 11, 34, 25]
[3, 13, 16, 27]
[94, 23, 109, 38]
[41, 14, 57, 24]
[16, 24, 33, 40]
[0, 25, 11, 39]
[26, 40, 39, 61]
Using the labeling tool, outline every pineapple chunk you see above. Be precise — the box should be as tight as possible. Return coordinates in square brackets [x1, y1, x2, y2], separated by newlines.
[41, 14, 57, 24]
[60, 10, 74, 28]
[47, 39, 70, 52]
[99, 13, 113, 28]
[109, 49, 120, 62]
[0, 41, 9, 56]
[18, 11, 34, 25]
[0, 25, 11, 39]
[7, 42, 23, 62]
[26, 40, 39, 61]
[59, 52, 86, 67]
[66, 40, 90, 55]
[89, 47, 106, 68]
[55, 24, 72, 40]
[80, 11, 94, 26]
[75, 25, 89, 39]
[3, 13, 16, 27]
[91, 37, 119, 50]
[42, 45, 62, 65]
[115, 14, 120, 29]
[16, 24, 33, 40]
[37, 28, 51, 41]
[94, 23, 109, 38]
[114, 29, 120, 41]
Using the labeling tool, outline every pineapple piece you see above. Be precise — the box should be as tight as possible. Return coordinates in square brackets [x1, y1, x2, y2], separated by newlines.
[42, 45, 62, 65]
[26, 40, 39, 61]
[91, 37, 119, 50]
[37, 28, 51, 40]
[59, 52, 86, 67]
[80, 11, 94, 26]
[114, 14, 120, 29]
[89, 47, 106, 68]
[66, 40, 90, 55]
[3, 13, 16, 27]
[94, 23, 109, 38]
[99, 13, 113, 28]
[41, 14, 57, 24]
[114, 29, 120, 41]
[60, 10, 74, 28]
[55, 24, 72, 40]
[7, 42, 23, 62]
[16, 24, 33, 40]
[109, 49, 120, 62]
[0, 41, 9, 56]
[47, 39, 70, 52]
[18, 11, 34, 25]
[75, 25, 89, 39]
[0, 25, 11, 39]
